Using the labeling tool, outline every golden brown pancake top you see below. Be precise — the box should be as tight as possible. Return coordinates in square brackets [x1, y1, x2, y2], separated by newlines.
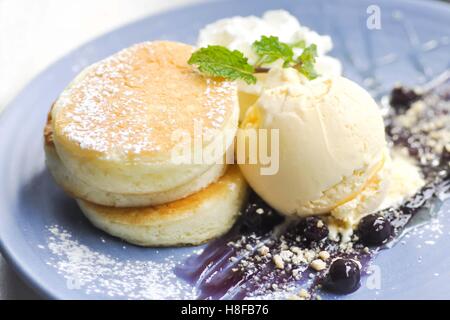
[52, 41, 237, 159]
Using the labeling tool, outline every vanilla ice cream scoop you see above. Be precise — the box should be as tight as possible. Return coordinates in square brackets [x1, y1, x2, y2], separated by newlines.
[239, 68, 390, 225]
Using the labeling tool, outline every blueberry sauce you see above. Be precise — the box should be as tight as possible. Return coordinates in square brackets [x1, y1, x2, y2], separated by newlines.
[176, 76, 450, 300]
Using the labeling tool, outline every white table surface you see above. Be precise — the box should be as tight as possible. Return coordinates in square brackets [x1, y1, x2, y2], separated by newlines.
[0, 0, 201, 300]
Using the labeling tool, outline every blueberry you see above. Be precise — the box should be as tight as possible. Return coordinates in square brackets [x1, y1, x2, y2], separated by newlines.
[358, 214, 393, 246]
[440, 147, 450, 168]
[301, 217, 329, 242]
[325, 259, 361, 294]
[239, 193, 284, 235]
[389, 86, 421, 112]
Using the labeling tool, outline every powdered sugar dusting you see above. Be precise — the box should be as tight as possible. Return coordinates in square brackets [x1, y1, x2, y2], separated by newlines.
[205, 78, 235, 129]
[44, 225, 196, 299]
[53, 41, 236, 158]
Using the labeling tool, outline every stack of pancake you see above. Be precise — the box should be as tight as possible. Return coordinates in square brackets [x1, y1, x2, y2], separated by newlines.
[44, 41, 247, 246]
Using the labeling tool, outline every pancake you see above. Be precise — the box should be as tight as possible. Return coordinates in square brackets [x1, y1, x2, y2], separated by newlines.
[50, 41, 239, 195]
[45, 112, 227, 207]
[78, 166, 248, 246]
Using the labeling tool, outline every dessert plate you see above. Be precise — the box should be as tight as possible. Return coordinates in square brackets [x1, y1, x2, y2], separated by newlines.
[0, 0, 449, 300]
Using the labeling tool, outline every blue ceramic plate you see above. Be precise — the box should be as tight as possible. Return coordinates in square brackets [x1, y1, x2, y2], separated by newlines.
[1, 0, 450, 300]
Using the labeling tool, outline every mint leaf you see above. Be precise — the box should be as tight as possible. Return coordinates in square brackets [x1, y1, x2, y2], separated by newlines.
[252, 36, 294, 66]
[295, 44, 319, 80]
[297, 61, 319, 80]
[188, 45, 256, 84]
[252, 37, 319, 79]
[299, 44, 317, 63]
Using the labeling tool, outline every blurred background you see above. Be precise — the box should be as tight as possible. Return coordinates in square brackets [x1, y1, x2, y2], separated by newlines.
[0, 0, 201, 111]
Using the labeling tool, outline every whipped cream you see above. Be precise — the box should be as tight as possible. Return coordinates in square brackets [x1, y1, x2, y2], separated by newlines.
[196, 10, 342, 95]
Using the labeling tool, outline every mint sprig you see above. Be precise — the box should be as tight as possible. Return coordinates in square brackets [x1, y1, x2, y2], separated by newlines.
[189, 36, 319, 84]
